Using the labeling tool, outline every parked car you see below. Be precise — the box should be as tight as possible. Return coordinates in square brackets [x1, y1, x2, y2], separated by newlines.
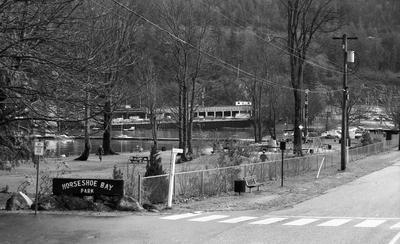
[321, 129, 341, 139]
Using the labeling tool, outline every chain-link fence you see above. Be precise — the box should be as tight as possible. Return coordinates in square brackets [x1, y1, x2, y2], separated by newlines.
[134, 136, 399, 204]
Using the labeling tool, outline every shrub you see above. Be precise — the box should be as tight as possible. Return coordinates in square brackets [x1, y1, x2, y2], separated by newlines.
[361, 132, 373, 146]
[145, 146, 164, 177]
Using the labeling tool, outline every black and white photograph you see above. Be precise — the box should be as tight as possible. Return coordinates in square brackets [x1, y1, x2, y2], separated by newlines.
[0, 0, 399, 243]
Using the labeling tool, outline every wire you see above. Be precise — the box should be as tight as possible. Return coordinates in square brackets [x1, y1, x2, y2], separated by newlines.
[200, 0, 344, 75]
[101, 0, 343, 94]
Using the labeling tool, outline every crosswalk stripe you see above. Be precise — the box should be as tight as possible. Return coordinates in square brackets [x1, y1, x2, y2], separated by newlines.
[249, 218, 287, 225]
[161, 213, 398, 229]
[318, 219, 352, 227]
[283, 218, 319, 226]
[219, 216, 258, 223]
[160, 213, 202, 220]
[189, 215, 229, 222]
[391, 222, 400, 229]
[354, 219, 386, 228]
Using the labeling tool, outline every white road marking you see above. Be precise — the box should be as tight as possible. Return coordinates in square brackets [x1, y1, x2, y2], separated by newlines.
[354, 219, 386, 228]
[391, 222, 400, 229]
[219, 216, 258, 223]
[318, 219, 352, 227]
[160, 213, 202, 220]
[161, 213, 399, 230]
[189, 215, 229, 222]
[388, 231, 400, 244]
[283, 218, 319, 226]
[249, 218, 287, 225]
[261, 215, 400, 220]
[318, 219, 352, 226]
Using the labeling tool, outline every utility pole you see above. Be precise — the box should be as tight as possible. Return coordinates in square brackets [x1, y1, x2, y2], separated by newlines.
[304, 89, 309, 142]
[333, 34, 357, 171]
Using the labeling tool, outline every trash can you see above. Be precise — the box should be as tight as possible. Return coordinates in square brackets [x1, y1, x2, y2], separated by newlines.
[234, 180, 246, 194]
[327, 144, 332, 150]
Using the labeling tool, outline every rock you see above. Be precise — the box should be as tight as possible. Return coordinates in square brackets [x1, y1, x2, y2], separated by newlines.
[0, 185, 9, 193]
[59, 195, 92, 210]
[96, 195, 121, 208]
[93, 202, 112, 212]
[116, 196, 144, 211]
[142, 203, 160, 212]
[32, 195, 65, 211]
[6, 193, 30, 210]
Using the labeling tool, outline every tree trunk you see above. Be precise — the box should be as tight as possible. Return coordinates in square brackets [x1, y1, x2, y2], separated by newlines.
[252, 81, 258, 142]
[252, 79, 263, 143]
[293, 88, 303, 155]
[272, 104, 277, 139]
[103, 99, 116, 155]
[257, 82, 263, 141]
[151, 112, 158, 149]
[178, 81, 184, 149]
[182, 84, 188, 159]
[187, 77, 196, 156]
[75, 90, 91, 161]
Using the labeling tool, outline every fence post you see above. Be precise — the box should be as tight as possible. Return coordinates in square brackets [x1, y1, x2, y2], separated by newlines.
[137, 174, 142, 205]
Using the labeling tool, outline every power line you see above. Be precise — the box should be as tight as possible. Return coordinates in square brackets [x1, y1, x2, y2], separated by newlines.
[100, 0, 343, 95]
[200, 0, 344, 75]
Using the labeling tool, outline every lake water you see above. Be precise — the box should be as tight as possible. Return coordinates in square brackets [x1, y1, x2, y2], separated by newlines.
[47, 127, 255, 157]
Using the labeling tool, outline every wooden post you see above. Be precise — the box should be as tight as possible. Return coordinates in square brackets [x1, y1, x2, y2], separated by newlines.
[34, 155, 39, 215]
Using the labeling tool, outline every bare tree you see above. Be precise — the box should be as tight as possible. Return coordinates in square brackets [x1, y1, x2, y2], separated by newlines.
[382, 86, 400, 129]
[329, 83, 372, 146]
[280, 0, 339, 155]
[136, 56, 159, 149]
[157, 0, 212, 159]
[0, 0, 83, 161]
[86, 1, 140, 155]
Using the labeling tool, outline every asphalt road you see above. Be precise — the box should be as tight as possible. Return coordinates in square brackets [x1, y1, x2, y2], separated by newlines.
[1, 155, 399, 244]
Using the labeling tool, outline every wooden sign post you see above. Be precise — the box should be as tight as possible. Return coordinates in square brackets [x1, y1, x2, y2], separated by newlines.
[34, 141, 44, 215]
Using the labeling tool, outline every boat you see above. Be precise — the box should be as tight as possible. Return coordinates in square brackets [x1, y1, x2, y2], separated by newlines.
[56, 134, 74, 142]
[116, 134, 132, 139]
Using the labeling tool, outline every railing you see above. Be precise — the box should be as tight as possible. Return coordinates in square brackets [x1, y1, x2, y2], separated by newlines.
[133, 135, 398, 204]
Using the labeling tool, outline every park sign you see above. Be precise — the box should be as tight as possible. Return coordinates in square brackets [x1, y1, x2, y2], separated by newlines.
[53, 178, 123, 197]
